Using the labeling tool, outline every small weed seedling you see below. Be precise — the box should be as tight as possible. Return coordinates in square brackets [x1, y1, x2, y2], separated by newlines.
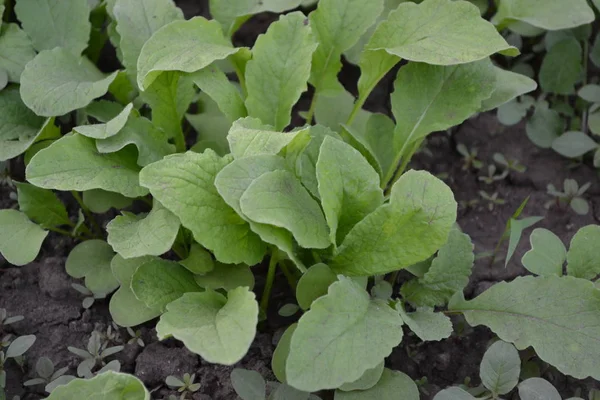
[457, 143, 484, 170]
[23, 356, 74, 394]
[67, 331, 123, 378]
[493, 152, 526, 174]
[478, 191, 506, 210]
[546, 179, 591, 215]
[478, 165, 508, 184]
[165, 373, 201, 399]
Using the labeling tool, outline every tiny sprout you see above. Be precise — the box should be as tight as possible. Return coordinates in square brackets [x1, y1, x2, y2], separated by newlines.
[457, 143, 483, 170]
[546, 179, 591, 215]
[478, 165, 508, 184]
[459, 198, 480, 210]
[0, 309, 24, 328]
[126, 327, 145, 347]
[0, 162, 14, 188]
[493, 152, 526, 173]
[101, 322, 123, 347]
[71, 283, 96, 309]
[166, 373, 201, 397]
[479, 191, 506, 211]
[68, 331, 123, 378]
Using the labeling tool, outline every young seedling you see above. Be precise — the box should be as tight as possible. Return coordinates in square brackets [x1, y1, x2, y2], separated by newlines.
[23, 356, 75, 393]
[493, 153, 526, 173]
[67, 331, 123, 378]
[71, 283, 97, 309]
[459, 198, 480, 210]
[125, 327, 145, 348]
[478, 164, 508, 184]
[0, 335, 36, 390]
[165, 373, 201, 399]
[0, 309, 24, 328]
[457, 143, 483, 170]
[478, 191, 506, 211]
[546, 179, 591, 215]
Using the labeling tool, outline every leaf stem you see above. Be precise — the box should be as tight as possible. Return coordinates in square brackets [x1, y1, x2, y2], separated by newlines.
[279, 261, 298, 291]
[71, 191, 102, 236]
[305, 92, 318, 125]
[173, 128, 186, 153]
[582, 39, 590, 135]
[260, 251, 279, 314]
[46, 226, 92, 240]
[385, 139, 423, 195]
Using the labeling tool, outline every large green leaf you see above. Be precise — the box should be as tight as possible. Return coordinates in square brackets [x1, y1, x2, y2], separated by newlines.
[316, 136, 383, 245]
[480, 66, 537, 112]
[0, 24, 35, 83]
[66, 240, 118, 297]
[191, 65, 246, 122]
[26, 134, 147, 198]
[480, 341, 521, 396]
[107, 201, 180, 259]
[46, 371, 149, 400]
[139, 150, 266, 265]
[449, 275, 600, 380]
[15, 182, 70, 228]
[156, 287, 258, 365]
[308, 0, 383, 96]
[109, 255, 162, 327]
[240, 170, 331, 249]
[391, 60, 496, 153]
[286, 277, 403, 391]
[331, 170, 456, 276]
[0, 210, 47, 266]
[334, 369, 419, 400]
[113, 0, 183, 81]
[397, 304, 452, 342]
[14, 0, 91, 55]
[567, 225, 600, 280]
[20, 48, 118, 117]
[539, 38, 582, 95]
[137, 17, 239, 90]
[521, 228, 566, 277]
[492, 0, 594, 30]
[245, 12, 316, 130]
[401, 229, 474, 307]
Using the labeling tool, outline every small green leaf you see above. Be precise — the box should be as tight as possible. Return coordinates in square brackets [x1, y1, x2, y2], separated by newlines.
[15, 182, 70, 228]
[20, 48, 118, 117]
[449, 275, 600, 380]
[14, 0, 91, 55]
[0, 24, 35, 83]
[518, 378, 561, 400]
[433, 387, 477, 400]
[245, 12, 317, 130]
[480, 67, 537, 112]
[539, 38, 582, 95]
[552, 131, 598, 158]
[240, 170, 330, 249]
[521, 228, 566, 277]
[6, 335, 36, 358]
[272, 323, 297, 383]
[0, 210, 47, 266]
[83, 189, 133, 214]
[66, 240, 118, 297]
[526, 102, 563, 148]
[139, 150, 266, 265]
[26, 134, 147, 198]
[492, 0, 594, 30]
[480, 341, 521, 395]
[45, 371, 150, 400]
[156, 288, 259, 365]
[578, 84, 600, 103]
[331, 170, 456, 276]
[230, 368, 266, 400]
[74, 103, 133, 139]
[187, 93, 231, 156]
[137, 17, 239, 90]
[180, 244, 214, 275]
[314, 88, 371, 134]
[131, 258, 201, 312]
[286, 277, 403, 391]
[191, 65, 246, 123]
[296, 263, 338, 310]
[357, 114, 395, 181]
[567, 225, 600, 280]
[397, 305, 452, 342]
[194, 262, 255, 291]
[334, 369, 419, 400]
[109, 255, 161, 327]
[338, 362, 385, 392]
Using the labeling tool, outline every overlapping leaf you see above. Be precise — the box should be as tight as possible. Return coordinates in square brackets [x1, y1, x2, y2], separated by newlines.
[0, 210, 47, 266]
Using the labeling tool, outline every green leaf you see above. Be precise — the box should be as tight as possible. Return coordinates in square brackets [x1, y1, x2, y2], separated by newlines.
[316, 136, 383, 246]
[109, 255, 162, 327]
[314, 88, 371, 133]
[156, 287, 259, 365]
[433, 387, 477, 400]
[506, 216, 544, 267]
[518, 378, 561, 400]
[96, 115, 175, 166]
[400, 229, 474, 307]
[331, 170, 456, 276]
[567, 225, 600, 280]
[338, 362, 385, 392]
[308, 0, 383, 96]
[492, 0, 594, 31]
[480, 67, 537, 112]
[137, 17, 239, 90]
[15, 182, 70, 228]
[526, 102, 563, 148]
[539, 38, 582, 95]
[286, 277, 403, 391]
[45, 371, 150, 400]
[107, 201, 180, 259]
[26, 134, 147, 198]
[397, 304, 452, 342]
[113, 0, 183, 81]
[296, 263, 338, 310]
[0, 24, 35, 83]
[14, 0, 91, 55]
[391, 60, 496, 154]
[552, 131, 598, 158]
[20, 48, 118, 117]
[131, 258, 201, 312]
[228, 117, 309, 159]
[245, 12, 317, 130]
[66, 240, 118, 297]
[521, 228, 566, 277]
[187, 93, 231, 156]
[139, 150, 266, 265]
[356, 113, 396, 181]
[334, 369, 419, 400]
[578, 84, 600, 103]
[74, 103, 133, 139]
[180, 244, 214, 274]
[449, 275, 600, 380]
[83, 189, 133, 214]
[0, 209, 47, 266]
[191, 65, 246, 122]
[240, 170, 331, 249]
[480, 341, 520, 396]
[272, 323, 297, 383]
[194, 262, 255, 291]
[230, 368, 266, 400]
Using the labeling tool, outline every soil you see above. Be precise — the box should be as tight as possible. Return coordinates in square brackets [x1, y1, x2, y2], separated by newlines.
[2, 1, 600, 399]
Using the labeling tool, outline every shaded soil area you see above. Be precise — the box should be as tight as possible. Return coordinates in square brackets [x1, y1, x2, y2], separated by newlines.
[2, 1, 600, 399]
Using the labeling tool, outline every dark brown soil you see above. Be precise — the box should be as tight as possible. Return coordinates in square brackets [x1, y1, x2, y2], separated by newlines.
[2, 1, 600, 399]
